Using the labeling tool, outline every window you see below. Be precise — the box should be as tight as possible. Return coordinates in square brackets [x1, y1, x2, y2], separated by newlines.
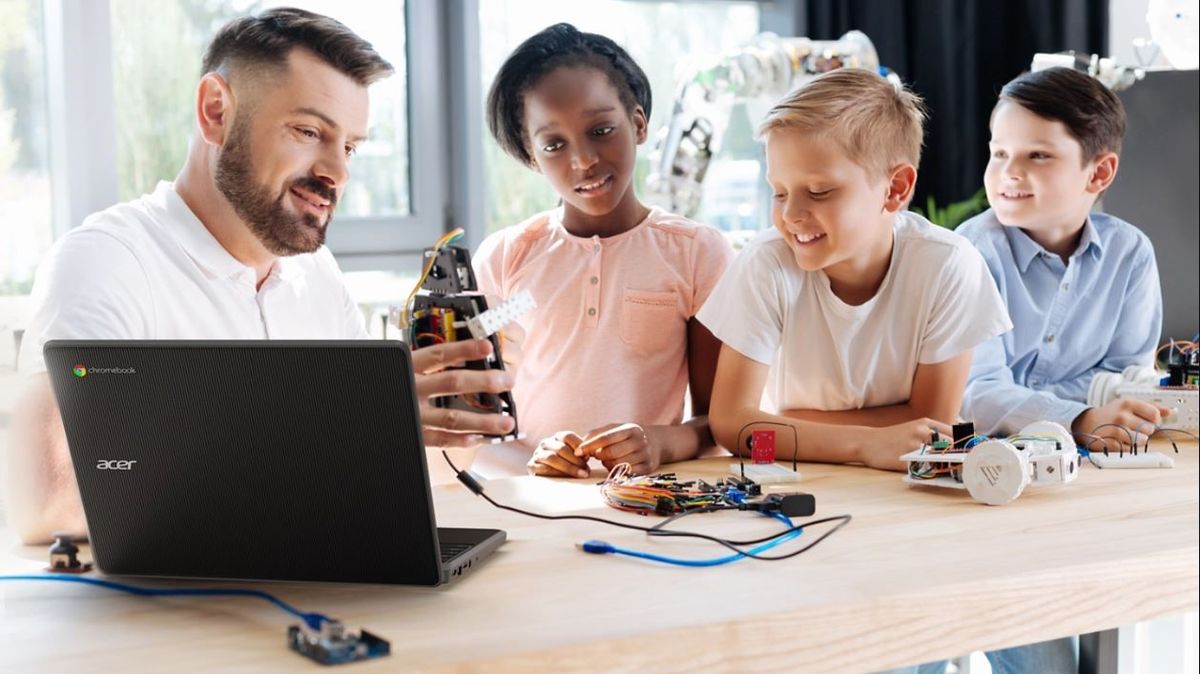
[111, 0, 411, 219]
[0, 0, 52, 294]
[478, 0, 765, 235]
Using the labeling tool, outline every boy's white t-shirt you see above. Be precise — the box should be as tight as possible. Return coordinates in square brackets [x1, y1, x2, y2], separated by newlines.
[696, 211, 1012, 412]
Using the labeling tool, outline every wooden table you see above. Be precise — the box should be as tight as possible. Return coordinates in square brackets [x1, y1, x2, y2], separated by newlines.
[2, 445, 1197, 673]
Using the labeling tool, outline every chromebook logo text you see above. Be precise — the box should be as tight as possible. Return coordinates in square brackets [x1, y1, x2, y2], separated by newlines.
[72, 365, 135, 376]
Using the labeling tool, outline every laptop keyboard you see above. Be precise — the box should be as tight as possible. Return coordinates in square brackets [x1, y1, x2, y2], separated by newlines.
[440, 542, 472, 562]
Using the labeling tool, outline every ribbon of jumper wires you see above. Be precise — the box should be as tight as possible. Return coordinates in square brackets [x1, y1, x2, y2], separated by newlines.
[599, 463, 729, 515]
[400, 227, 465, 334]
[588, 464, 802, 566]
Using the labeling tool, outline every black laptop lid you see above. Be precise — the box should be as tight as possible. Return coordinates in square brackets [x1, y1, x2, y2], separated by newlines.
[44, 340, 443, 585]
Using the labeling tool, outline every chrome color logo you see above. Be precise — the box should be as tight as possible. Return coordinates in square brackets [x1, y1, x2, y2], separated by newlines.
[96, 460, 137, 470]
[73, 364, 87, 378]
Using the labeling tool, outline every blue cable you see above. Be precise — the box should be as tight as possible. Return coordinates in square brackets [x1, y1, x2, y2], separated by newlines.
[579, 511, 802, 567]
[0, 574, 329, 629]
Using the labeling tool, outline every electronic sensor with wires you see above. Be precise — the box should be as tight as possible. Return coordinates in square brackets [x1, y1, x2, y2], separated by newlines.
[391, 229, 534, 442]
[730, 427, 802, 484]
[289, 621, 390, 666]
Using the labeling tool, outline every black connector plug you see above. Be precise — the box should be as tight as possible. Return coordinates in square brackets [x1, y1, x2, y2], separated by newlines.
[455, 469, 485, 496]
[765, 492, 816, 517]
[47, 532, 92, 574]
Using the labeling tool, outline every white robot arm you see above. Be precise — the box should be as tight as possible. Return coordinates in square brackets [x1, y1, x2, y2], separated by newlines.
[1030, 51, 1144, 91]
[644, 30, 882, 217]
[1026, 2, 1200, 92]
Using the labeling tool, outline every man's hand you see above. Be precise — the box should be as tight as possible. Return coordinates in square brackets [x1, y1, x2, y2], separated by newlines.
[1072, 399, 1170, 454]
[857, 418, 953, 472]
[527, 431, 589, 478]
[575, 423, 666, 475]
[411, 339, 516, 448]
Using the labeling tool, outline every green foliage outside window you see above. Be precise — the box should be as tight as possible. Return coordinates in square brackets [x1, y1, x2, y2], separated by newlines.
[913, 187, 989, 230]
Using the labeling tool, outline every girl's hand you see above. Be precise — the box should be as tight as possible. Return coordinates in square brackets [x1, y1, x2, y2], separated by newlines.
[527, 431, 590, 478]
[576, 423, 665, 475]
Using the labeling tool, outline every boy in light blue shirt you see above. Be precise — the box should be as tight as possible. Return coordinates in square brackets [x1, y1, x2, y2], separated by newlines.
[959, 67, 1165, 452]
[952, 67, 1165, 674]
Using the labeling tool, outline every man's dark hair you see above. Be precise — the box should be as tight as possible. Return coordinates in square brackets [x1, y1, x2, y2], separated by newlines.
[998, 67, 1126, 162]
[486, 23, 652, 166]
[201, 7, 393, 86]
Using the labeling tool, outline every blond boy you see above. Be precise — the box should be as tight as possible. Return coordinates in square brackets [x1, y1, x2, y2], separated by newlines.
[701, 69, 1011, 468]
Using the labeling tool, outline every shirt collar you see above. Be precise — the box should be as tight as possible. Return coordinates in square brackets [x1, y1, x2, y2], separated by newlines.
[1076, 214, 1104, 260]
[153, 181, 307, 284]
[1004, 213, 1104, 272]
[272, 255, 305, 283]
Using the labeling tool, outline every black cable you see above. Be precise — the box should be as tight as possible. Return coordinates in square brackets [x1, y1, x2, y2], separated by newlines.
[1086, 423, 1137, 457]
[735, 421, 800, 478]
[649, 508, 854, 561]
[648, 503, 854, 546]
[1077, 434, 1111, 466]
[442, 451, 850, 559]
[1132, 420, 1158, 454]
[1144, 427, 1199, 454]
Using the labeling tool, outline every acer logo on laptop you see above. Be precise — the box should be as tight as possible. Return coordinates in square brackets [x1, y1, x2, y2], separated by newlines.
[96, 460, 138, 470]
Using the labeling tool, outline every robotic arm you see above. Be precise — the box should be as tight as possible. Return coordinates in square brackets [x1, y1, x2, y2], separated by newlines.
[1031, 51, 1144, 91]
[644, 30, 883, 217]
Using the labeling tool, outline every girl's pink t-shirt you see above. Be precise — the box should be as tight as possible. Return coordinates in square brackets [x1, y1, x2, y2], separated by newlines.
[473, 207, 734, 448]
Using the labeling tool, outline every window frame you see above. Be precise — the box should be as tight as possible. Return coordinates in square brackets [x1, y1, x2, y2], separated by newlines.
[38, 0, 799, 272]
[41, 0, 443, 273]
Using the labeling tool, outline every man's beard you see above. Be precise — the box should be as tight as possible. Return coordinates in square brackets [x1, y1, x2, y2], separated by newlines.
[214, 117, 337, 256]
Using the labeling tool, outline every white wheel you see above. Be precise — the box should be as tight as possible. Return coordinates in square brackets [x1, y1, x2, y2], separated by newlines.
[963, 440, 1029, 505]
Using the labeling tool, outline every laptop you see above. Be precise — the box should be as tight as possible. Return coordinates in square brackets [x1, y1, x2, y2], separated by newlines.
[44, 340, 505, 586]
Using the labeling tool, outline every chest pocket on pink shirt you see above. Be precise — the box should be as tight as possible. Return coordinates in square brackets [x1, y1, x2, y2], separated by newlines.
[619, 288, 683, 356]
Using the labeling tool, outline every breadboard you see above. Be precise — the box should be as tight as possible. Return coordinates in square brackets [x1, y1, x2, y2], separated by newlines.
[466, 291, 536, 339]
[729, 463, 802, 484]
[1089, 451, 1175, 469]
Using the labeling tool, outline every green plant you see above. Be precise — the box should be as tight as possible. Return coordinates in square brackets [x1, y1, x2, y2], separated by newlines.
[914, 187, 989, 230]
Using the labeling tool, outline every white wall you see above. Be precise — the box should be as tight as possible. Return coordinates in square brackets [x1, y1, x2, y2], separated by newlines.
[1108, 0, 1191, 66]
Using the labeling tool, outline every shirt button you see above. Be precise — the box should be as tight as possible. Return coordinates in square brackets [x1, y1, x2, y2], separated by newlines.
[590, 276, 599, 285]
[1046, 334, 1055, 343]
[587, 308, 596, 316]
[592, 244, 600, 254]
[1062, 282, 1070, 291]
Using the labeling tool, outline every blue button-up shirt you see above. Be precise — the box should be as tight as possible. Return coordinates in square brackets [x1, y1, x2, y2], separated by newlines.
[957, 208, 1162, 435]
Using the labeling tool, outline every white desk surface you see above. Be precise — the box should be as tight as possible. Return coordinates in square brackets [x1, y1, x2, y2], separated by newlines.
[2, 445, 1197, 673]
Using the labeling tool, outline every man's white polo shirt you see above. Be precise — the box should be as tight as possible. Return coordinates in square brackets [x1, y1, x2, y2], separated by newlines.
[19, 181, 368, 374]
